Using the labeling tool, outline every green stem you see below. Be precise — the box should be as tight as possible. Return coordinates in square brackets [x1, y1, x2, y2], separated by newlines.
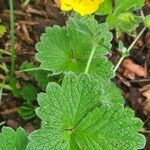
[127, 27, 146, 52]
[113, 56, 126, 72]
[85, 43, 97, 74]
[113, 27, 146, 72]
[9, 0, 15, 77]
[17, 67, 41, 73]
[0, 81, 4, 102]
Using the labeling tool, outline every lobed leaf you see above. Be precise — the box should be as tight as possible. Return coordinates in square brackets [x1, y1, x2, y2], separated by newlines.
[37, 72, 123, 124]
[27, 72, 145, 150]
[36, 15, 114, 79]
[74, 106, 145, 150]
[0, 127, 28, 150]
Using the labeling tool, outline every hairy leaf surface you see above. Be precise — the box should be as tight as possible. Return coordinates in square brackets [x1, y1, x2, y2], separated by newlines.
[36, 16, 114, 79]
[27, 72, 145, 150]
[0, 127, 28, 150]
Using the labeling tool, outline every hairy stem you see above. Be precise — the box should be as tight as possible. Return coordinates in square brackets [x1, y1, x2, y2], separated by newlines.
[85, 43, 97, 74]
[9, 0, 15, 77]
[113, 27, 146, 72]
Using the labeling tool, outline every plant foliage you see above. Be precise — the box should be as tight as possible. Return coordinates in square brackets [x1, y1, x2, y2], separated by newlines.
[27, 72, 145, 150]
[97, 0, 144, 36]
[0, 25, 6, 38]
[0, 1, 146, 149]
[36, 15, 114, 79]
[0, 127, 28, 150]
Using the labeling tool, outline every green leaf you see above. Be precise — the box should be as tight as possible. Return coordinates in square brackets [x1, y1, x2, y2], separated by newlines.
[107, 12, 142, 36]
[18, 102, 36, 120]
[67, 15, 112, 45]
[0, 127, 28, 150]
[105, 0, 144, 36]
[9, 76, 20, 97]
[96, 0, 113, 15]
[20, 82, 38, 102]
[38, 72, 123, 124]
[32, 70, 50, 90]
[26, 73, 145, 150]
[0, 25, 6, 38]
[19, 61, 51, 90]
[19, 61, 35, 70]
[144, 15, 150, 28]
[74, 106, 145, 150]
[19, 61, 35, 76]
[114, 0, 144, 14]
[36, 16, 114, 79]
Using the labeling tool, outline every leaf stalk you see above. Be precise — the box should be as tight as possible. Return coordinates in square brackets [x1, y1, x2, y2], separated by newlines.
[9, 0, 15, 77]
[85, 42, 97, 74]
[113, 27, 146, 72]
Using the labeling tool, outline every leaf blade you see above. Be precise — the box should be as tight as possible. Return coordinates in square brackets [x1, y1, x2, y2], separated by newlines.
[36, 16, 114, 79]
[27, 73, 145, 150]
[0, 127, 28, 150]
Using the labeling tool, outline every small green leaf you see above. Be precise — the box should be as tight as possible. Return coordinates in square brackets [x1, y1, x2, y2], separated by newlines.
[26, 73, 145, 150]
[0, 25, 6, 38]
[105, 0, 144, 36]
[119, 41, 125, 50]
[18, 102, 36, 120]
[19, 61, 35, 76]
[19, 61, 35, 70]
[107, 13, 142, 36]
[33, 70, 50, 90]
[9, 76, 20, 97]
[19, 61, 51, 90]
[114, 0, 144, 14]
[118, 41, 129, 56]
[144, 15, 150, 28]
[20, 82, 38, 102]
[96, 0, 113, 15]
[0, 127, 28, 150]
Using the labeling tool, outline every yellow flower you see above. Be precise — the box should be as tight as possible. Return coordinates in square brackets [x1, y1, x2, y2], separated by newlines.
[60, 0, 74, 11]
[60, 0, 104, 16]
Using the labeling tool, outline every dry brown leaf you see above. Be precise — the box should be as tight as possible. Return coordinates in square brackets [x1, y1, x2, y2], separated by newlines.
[123, 69, 135, 80]
[145, 0, 150, 8]
[122, 58, 147, 78]
[140, 85, 150, 114]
